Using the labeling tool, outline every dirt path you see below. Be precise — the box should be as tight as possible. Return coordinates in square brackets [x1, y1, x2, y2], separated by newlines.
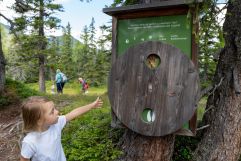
[0, 103, 22, 161]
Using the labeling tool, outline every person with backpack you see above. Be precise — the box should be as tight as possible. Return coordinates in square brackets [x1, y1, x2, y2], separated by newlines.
[78, 77, 89, 94]
[55, 69, 67, 94]
[55, 69, 63, 94]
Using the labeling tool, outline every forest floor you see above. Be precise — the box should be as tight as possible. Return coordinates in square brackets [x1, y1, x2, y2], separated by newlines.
[0, 102, 22, 161]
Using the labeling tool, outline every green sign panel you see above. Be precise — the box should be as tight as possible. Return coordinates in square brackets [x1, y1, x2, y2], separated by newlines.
[117, 15, 192, 57]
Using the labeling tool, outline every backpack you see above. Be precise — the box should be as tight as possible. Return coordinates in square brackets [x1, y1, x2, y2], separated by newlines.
[61, 73, 68, 83]
[84, 82, 89, 89]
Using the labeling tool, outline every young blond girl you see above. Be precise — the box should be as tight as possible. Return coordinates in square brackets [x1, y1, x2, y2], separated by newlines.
[20, 96, 103, 161]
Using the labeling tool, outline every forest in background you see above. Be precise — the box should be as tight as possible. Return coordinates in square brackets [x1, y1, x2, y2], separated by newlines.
[0, 0, 224, 93]
[0, 18, 111, 87]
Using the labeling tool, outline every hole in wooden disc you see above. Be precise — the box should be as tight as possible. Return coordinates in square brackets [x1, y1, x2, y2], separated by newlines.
[146, 54, 161, 69]
[141, 108, 155, 123]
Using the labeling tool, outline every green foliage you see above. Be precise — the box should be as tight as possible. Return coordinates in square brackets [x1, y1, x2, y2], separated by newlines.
[59, 94, 123, 161]
[0, 95, 10, 107]
[12, 0, 63, 33]
[111, 0, 140, 7]
[198, 0, 224, 89]
[197, 97, 206, 121]
[62, 111, 123, 160]
[173, 136, 200, 161]
[172, 97, 207, 161]
[5, 78, 41, 99]
[76, 20, 111, 87]
[60, 23, 73, 73]
[0, 24, 12, 54]
[8, 0, 64, 91]
[5, 34, 40, 83]
[0, 78, 41, 107]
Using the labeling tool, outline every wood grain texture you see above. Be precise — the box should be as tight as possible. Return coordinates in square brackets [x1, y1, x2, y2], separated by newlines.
[108, 41, 199, 136]
[102, 0, 201, 16]
[115, 7, 188, 20]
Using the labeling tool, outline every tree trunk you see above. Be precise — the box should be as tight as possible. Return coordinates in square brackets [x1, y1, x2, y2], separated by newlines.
[193, 1, 241, 160]
[38, 0, 46, 92]
[50, 66, 55, 82]
[39, 54, 46, 92]
[0, 28, 6, 94]
[117, 130, 175, 161]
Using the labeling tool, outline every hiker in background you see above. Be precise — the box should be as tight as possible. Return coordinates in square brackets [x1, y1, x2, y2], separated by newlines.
[55, 69, 63, 94]
[78, 77, 89, 94]
[55, 69, 68, 94]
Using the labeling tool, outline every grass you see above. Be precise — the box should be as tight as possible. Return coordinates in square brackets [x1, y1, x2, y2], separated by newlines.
[27, 80, 107, 96]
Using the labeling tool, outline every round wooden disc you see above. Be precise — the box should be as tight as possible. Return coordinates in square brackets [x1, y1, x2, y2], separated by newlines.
[108, 41, 199, 136]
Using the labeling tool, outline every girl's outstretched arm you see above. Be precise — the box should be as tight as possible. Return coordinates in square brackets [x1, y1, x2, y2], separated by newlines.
[65, 97, 103, 122]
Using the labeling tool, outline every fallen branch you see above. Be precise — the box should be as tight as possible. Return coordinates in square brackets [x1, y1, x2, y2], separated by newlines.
[196, 124, 210, 131]
[204, 105, 215, 114]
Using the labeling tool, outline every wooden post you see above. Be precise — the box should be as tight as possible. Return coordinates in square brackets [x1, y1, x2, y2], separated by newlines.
[104, 1, 201, 160]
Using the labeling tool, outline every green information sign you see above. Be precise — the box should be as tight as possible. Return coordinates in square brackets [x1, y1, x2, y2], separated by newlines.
[117, 14, 192, 58]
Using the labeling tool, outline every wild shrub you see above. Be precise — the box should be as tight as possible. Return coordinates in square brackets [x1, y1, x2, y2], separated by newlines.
[173, 135, 200, 161]
[61, 95, 123, 161]
[0, 78, 40, 107]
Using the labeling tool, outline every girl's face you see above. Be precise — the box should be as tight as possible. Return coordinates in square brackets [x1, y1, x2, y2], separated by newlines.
[41, 101, 59, 127]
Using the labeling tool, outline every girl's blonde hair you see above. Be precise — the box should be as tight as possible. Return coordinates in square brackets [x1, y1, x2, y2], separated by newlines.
[21, 96, 50, 132]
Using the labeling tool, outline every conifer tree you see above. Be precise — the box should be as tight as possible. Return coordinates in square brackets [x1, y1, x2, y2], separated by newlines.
[12, 0, 63, 92]
[198, 1, 225, 88]
[60, 22, 73, 76]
